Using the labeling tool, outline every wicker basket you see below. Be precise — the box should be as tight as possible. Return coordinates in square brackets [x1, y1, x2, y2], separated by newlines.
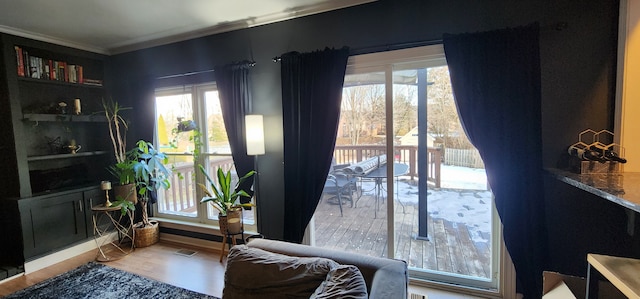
[134, 221, 159, 248]
[220, 209, 243, 235]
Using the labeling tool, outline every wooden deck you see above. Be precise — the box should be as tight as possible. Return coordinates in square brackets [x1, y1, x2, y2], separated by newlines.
[312, 189, 492, 279]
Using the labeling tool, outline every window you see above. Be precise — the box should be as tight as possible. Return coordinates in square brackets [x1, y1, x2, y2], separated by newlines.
[153, 83, 255, 228]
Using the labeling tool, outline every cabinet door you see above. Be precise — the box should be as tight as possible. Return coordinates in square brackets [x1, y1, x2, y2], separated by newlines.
[83, 188, 105, 236]
[20, 192, 87, 259]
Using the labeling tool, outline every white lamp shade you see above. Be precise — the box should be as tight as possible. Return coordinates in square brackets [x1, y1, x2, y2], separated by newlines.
[245, 114, 265, 155]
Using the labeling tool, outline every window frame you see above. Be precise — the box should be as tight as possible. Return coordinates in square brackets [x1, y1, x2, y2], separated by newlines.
[152, 83, 257, 232]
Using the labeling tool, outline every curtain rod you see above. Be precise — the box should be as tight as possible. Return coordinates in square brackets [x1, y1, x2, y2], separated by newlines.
[271, 22, 566, 62]
[156, 69, 215, 80]
[156, 60, 256, 80]
[271, 39, 443, 62]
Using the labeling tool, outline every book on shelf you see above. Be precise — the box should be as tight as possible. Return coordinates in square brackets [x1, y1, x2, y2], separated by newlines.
[77, 65, 83, 84]
[13, 45, 88, 84]
[14, 46, 25, 77]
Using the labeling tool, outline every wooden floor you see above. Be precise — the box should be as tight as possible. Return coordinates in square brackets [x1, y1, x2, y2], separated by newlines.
[0, 242, 226, 298]
[313, 191, 492, 279]
[0, 242, 483, 299]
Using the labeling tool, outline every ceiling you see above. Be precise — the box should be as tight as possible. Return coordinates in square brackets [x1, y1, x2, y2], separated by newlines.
[0, 0, 375, 55]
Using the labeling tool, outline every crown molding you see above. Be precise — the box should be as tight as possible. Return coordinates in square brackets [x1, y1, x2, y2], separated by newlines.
[1, 0, 376, 55]
[0, 25, 109, 55]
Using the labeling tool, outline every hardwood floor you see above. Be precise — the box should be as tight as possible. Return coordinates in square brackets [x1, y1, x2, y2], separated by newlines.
[0, 241, 486, 299]
[0, 242, 226, 298]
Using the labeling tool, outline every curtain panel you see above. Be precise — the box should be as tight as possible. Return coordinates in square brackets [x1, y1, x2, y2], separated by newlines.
[281, 47, 350, 243]
[215, 61, 256, 202]
[443, 24, 548, 298]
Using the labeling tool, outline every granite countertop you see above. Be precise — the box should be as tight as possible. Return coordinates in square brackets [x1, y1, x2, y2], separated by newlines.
[547, 168, 640, 213]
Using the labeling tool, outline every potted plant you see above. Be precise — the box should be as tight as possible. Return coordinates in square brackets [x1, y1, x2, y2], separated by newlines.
[103, 99, 137, 204]
[131, 140, 172, 247]
[199, 166, 255, 235]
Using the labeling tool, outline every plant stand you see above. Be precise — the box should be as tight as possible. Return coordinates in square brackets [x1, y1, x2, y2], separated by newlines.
[219, 209, 244, 262]
[92, 205, 134, 262]
[220, 232, 244, 262]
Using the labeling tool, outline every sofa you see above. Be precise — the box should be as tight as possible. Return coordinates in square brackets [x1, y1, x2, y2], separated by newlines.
[222, 238, 408, 299]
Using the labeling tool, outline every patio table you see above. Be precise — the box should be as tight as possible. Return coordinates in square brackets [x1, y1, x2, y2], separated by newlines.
[356, 163, 409, 218]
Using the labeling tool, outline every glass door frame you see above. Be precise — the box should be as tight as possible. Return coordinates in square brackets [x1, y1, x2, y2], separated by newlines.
[344, 45, 502, 292]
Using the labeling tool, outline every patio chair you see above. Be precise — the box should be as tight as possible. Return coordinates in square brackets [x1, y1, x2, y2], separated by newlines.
[323, 165, 359, 216]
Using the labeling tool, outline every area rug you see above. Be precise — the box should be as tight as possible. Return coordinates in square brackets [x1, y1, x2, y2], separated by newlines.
[4, 262, 219, 299]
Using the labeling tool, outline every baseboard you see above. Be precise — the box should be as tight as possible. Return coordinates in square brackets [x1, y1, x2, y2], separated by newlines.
[24, 233, 116, 274]
[159, 233, 224, 254]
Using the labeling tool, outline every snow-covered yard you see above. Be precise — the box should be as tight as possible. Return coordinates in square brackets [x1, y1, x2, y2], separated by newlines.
[359, 164, 492, 243]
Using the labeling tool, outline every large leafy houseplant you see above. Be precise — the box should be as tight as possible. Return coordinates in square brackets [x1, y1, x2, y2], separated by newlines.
[199, 166, 255, 216]
[132, 140, 171, 226]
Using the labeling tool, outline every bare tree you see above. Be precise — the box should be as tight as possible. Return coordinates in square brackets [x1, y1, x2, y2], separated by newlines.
[426, 66, 471, 149]
[341, 84, 385, 145]
[393, 84, 417, 138]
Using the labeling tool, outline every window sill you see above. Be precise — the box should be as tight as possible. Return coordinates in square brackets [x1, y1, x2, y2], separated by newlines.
[151, 217, 258, 237]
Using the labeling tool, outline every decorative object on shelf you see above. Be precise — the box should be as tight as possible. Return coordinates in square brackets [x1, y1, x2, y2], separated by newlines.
[46, 136, 62, 154]
[564, 129, 627, 174]
[100, 181, 112, 207]
[64, 139, 81, 154]
[74, 98, 81, 115]
[57, 101, 67, 114]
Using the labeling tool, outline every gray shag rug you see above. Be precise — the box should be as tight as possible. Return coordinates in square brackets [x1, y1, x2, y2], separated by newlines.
[4, 262, 219, 299]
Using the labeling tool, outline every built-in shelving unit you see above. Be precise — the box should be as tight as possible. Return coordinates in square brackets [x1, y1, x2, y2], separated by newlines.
[0, 32, 113, 271]
[23, 113, 107, 122]
[17, 76, 103, 88]
[27, 151, 108, 162]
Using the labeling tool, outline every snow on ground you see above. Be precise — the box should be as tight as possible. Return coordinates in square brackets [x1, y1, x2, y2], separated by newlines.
[360, 164, 492, 243]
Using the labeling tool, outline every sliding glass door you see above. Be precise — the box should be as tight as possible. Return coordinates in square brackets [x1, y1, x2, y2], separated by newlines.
[310, 45, 500, 291]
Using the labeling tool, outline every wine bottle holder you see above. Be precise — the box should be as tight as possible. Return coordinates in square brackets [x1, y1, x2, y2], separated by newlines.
[567, 129, 626, 174]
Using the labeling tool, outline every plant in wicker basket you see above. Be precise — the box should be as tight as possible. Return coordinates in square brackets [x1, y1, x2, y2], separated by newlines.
[131, 140, 171, 247]
[199, 166, 255, 235]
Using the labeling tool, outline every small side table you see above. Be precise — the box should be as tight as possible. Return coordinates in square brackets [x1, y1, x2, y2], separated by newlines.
[92, 205, 134, 261]
[586, 253, 640, 298]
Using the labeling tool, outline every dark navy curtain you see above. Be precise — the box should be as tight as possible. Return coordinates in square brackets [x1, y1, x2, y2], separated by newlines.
[215, 61, 255, 202]
[281, 47, 349, 243]
[443, 23, 548, 298]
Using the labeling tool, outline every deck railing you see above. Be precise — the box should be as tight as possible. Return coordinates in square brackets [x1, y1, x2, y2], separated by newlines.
[159, 145, 444, 214]
[333, 145, 441, 188]
[158, 156, 235, 215]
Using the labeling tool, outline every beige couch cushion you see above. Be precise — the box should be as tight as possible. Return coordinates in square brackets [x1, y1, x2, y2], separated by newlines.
[223, 245, 339, 299]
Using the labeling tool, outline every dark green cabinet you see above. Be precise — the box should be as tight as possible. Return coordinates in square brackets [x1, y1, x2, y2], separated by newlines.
[18, 186, 105, 260]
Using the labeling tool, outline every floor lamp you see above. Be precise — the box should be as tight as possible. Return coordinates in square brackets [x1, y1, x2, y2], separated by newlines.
[245, 115, 265, 234]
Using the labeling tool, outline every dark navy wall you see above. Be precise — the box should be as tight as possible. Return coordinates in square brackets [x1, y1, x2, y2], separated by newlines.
[108, 0, 624, 271]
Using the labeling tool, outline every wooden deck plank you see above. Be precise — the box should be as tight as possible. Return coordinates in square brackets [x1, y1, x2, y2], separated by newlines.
[456, 222, 489, 278]
[433, 218, 453, 273]
[313, 191, 491, 279]
[444, 220, 470, 276]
